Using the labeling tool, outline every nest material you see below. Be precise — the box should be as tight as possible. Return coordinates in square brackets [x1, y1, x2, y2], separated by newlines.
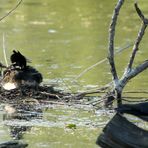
[0, 84, 73, 105]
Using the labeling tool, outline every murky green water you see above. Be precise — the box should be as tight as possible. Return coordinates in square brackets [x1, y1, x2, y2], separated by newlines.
[0, 104, 113, 148]
[0, 0, 147, 147]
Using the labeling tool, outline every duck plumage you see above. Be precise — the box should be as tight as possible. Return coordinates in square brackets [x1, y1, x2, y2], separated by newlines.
[1, 50, 42, 90]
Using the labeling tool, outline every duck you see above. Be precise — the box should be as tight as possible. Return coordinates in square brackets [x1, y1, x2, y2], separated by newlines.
[1, 50, 43, 90]
[10, 50, 27, 69]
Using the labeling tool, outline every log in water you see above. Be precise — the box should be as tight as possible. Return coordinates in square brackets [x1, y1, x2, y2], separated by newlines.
[96, 113, 148, 148]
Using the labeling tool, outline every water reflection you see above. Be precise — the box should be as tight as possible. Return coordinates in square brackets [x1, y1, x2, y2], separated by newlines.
[3, 99, 42, 141]
[1, 102, 112, 147]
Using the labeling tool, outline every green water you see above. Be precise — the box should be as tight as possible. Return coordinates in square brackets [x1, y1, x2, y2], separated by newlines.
[0, 0, 147, 147]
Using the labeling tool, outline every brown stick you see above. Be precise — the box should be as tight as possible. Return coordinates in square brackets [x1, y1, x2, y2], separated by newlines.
[39, 92, 61, 100]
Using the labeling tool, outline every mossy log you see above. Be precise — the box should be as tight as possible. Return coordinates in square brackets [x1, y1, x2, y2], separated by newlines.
[96, 113, 148, 148]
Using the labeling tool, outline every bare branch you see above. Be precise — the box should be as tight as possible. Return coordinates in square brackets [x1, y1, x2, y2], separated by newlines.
[0, 0, 23, 22]
[75, 43, 132, 80]
[126, 60, 148, 81]
[127, 3, 148, 71]
[135, 2, 148, 24]
[76, 58, 106, 80]
[75, 85, 110, 98]
[108, 0, 124, 82]
[120, 60, 148, 89]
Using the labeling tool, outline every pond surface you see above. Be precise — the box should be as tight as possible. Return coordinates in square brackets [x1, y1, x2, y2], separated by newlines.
[0, 0, 147, 147]
[0, 104, 113, 148]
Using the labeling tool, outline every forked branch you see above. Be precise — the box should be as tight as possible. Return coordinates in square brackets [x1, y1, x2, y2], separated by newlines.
[108, 1, 148, 106]
[120, 60, 148, 90]
[122, 2, 148, 86]
[127, 3, 148, 71]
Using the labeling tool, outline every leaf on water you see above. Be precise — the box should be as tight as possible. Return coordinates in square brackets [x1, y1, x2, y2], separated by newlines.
[66, 124, 77, 129]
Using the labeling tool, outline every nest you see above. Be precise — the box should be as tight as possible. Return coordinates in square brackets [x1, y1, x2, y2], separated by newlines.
[0, 85, 71, 104]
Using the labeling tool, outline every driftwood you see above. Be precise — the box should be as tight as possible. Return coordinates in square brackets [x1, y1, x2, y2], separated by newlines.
[96, 113, 148, 148]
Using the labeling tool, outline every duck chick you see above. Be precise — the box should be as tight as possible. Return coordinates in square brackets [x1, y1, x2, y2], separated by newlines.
[1, 70, 21, 90]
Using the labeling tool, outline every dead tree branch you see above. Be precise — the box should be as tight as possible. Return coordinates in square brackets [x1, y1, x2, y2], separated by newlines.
[127, 3, 148, 71]
[117, 60, 148, 92]
[75, 85, 110, 98]
[0, 0, 23, 22]
[108, 0, 124, 82]
[108, 0, 125, 106]
[124, 60, 148, 81]
[107, 1, 148, 107]
[119, 3, 148, 90]
[135, 2, 148, 23]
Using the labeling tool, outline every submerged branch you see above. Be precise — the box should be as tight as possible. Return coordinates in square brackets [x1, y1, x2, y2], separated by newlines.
[123, 90, 148, 94]
[75, 85, 110, 98]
